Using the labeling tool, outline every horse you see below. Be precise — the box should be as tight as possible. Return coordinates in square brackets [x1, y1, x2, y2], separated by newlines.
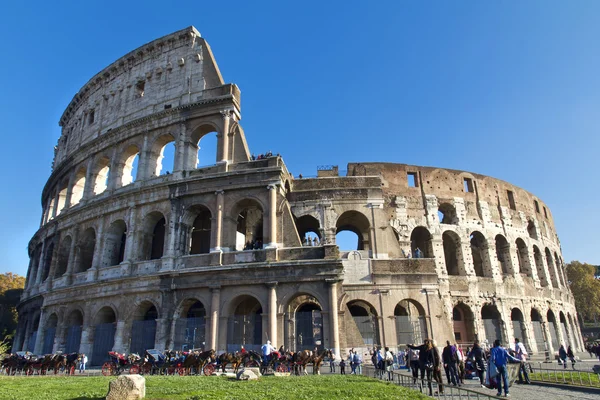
[181, 349, 215, 375]
[217, 352, 243, 373]
[292, 349, 329, 375]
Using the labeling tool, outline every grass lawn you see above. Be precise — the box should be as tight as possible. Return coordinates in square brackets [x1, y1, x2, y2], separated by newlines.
[530, 371, 600, 387]
[0, 374, 427, 400]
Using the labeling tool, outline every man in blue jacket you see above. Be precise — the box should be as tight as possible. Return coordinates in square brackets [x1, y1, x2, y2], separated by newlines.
[490, 339, 520, 397]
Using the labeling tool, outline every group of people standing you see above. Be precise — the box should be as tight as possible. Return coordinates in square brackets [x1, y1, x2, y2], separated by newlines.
[330, 349, 363, 375]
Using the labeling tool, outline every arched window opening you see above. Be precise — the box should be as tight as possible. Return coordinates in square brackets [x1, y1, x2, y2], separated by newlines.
[131, 302, 158, 356]
[336, 230, 360, 251]
[153, 137, 175, 176]
[495, 235, 512, 275]
[151, 218, 165, 260]
[554, 252, 565, 287]
[56, 183, 68, 216]
[394, 300, 428, 346]
[93, 157, 111, 195]
[347, 300, 380, 347]
[295, 302, 323, 351]
[121, 145, 140, 186]
[65, 310, 83, 354]
[547, 310, 560, 350]
[515, 239, 532, 277]
[527, 220, 537, 240]
[174, 300, 206, 351]
[103, 220, 127, 267]
[42, 314, 58, 355]
[91, 307, 116, 366]
[443, 231, 463, 276]
[196, 132, 218, 168]
[55, 236, 71, 278]
[438, 203, 458, 225]
[235, 200, 263, 251]
[227, 295, 263, 352]
[190, 208, 212, 254]
[545, 248, 559, 288]
[511, 308, 528, 352]
[336, 211, 371, 252]
[410, 227, 434, 258]
[452, 303, 475, 344]
[530, 309, 545, 354]
[294, 215, 321, 246]
[533, 246, 548, 286]
[77, 228, 96, 273]
[470, 231, 488, 277]
[481, 304, 503, 343]
[559, 312, 570, 349]
[41, 241, 54, 282]
[71, 168, 86, 206]
[47, 198, 56, 222]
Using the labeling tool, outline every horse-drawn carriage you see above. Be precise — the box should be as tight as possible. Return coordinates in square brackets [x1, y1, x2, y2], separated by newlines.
[101, 351, 143, 376]
[1, 352, 79, 376]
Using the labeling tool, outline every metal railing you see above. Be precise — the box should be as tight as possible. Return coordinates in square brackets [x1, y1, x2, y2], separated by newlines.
[530, 365, 600, 388]
[362, 365, 502, 400]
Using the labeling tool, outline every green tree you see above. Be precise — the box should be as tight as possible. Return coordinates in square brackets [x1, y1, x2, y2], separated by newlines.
[0, 272, 25, 348]
[566, 261, 600, 322]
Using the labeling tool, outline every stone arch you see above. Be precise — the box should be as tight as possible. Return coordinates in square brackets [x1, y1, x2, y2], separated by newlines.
[76, 227, 96, 273]
[91, 306, 117, 366]
[346, 299, 380, 347]
[470, 231, 490, 277]
[410, 226, 433, 258]
[495, 234, 513, 275]
[294, 214, 321, 246]
[452, 302, 476, 344]
[118, 144, 141, 186]
[530, 308, 546, 355]
[93, 156, 111, 195]
[336, 210, 371, 251]
[545, 248, 559, 288]
[559, 311, 570, 349]
[547, 309, 560, 350]
[102, 219, 127, 267]
[554, 252, 565, 287]
[190, 123, 220, 168]
[130, 300, 159, 355]
[55, 179, 69, 216]
[438, 203, 458, 225]
[442, 230, 464, 276]
[394, 299, 428, 346]
[481, 303, 503, 343]
[150, 133, 176, 176]
[70, 166, 86, 206]
[515, 238, 532, 277]
[227, 294, 264, 352]
[527, 220, 537, 240]
[231, 199, 264, 251]
[187, 205, 212, 255]
[511, 308, 528, 351]
[139, 211, 166, 260]
[54, 235, 71, 278]
[532, 246, 548, 286]
[65, 309, 83, 354]
[285, 293, 323, 351]
[42, 313, 58, 354]
[173, 298, 207, 351]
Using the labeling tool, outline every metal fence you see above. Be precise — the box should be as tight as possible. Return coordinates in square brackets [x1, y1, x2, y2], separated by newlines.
[362, 365, 502, 399]
[130, 319, 156, 355]
[530, 364, 600, 388]
[65, 325, 82, 354]
[42, 328, 56, 355]
[91, 323, 115, 366]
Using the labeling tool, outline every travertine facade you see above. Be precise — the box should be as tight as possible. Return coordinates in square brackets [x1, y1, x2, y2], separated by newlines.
[15, 27, 583, 364]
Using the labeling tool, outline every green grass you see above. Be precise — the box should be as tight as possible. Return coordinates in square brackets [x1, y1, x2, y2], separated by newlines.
[530, 371, 600, 387]
[0, 374, 427, 400]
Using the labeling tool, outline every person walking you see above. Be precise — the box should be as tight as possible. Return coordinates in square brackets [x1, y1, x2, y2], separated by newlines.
[329, 350, 336, 373]
[468, 341, 487, 387]
[408, 339, 431, 389]
[385, 347, 394, 381]
[514, 338, 530, 384]
[455, 344, 465, 384]
[407, 346, 420, 384]
[442, 340, 459, 386]
[567, 345, 576, 370]
[490, 340, 520, 397]
[558, 344, 568, 369]
[339, 357, 346, 375]
[79, 353, 88, 374]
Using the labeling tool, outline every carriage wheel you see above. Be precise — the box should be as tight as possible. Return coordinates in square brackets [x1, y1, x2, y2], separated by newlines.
[178, 367, 186, 376]
[276, 364, 287, 373]
[142, 364, 152, 375]
[203, 364, 215, 376]
[129, 365, 140, 374]
[101, 362, 114, 376]
[70, 365, 76, 375]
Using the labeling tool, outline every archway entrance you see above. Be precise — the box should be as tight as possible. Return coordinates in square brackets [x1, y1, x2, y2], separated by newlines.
[511, 308, 528, 351]
[531, 309, 546, 355]
[65, 310, 83, 354]
[294, 303, 323, 351]
[130, 303, 158, 355]
[394, 300, 428, 346]
[42, 314, 58, 354]
[481, 304, 503, 343]
[227, 296, 263, 352]
[174, 300, 206, 351]
[91, 307, 116, 366]
[347, 300, 379, 346]
[547, 310, 560, 350]
[452, 303, 475, 344]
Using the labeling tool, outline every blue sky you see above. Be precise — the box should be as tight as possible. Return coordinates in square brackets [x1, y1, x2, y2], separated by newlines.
[1, 1, 599, 276]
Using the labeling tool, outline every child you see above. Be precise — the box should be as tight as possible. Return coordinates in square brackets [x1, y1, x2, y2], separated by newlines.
[339, 358, 346, 375]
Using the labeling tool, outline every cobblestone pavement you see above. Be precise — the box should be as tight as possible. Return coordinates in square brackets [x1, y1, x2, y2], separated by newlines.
[459, 377, 600, 400]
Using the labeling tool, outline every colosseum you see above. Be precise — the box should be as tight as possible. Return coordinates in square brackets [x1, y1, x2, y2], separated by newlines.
[14, 26, 583, 365]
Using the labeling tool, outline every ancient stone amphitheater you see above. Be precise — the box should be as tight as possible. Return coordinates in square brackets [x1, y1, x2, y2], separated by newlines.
[15, 27, 583, 365]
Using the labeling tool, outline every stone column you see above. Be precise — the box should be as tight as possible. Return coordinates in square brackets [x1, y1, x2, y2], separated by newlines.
[22, 319, 33, 351]
[327, 279, 340, 360]
[79, 324, 94, 363]
[53, 322, 67, 353]
[265, 184, 278, 249]
[64, 171, 76, 209]
[51, 189, 60, 219]
[12, 320, 26, 352]
[33, 309, 46, 355]
[111, 320, 127, 353]
[267, 282, 278, 347]
[521, 312, 535, 354]
[208, 287, 221, 350]
[219, 110, 232, 164]
[541, 320, 554, 359]
[137, 134, 150, 180]
[82, 158, 96, 201]
[154, 318, 170, 350]
[34, 241, 46, 285]
[211, 191, 225, 252]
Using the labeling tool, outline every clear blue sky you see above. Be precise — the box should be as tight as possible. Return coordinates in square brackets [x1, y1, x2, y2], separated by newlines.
[1, 1, 598, 276]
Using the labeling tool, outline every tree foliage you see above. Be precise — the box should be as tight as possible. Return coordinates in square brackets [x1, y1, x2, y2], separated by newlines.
[0, 272, 25, 346]
[566, 261, 600, 321]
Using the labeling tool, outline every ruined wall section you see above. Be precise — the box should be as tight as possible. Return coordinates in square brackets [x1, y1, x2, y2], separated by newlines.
[54, 26, 225, 170]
